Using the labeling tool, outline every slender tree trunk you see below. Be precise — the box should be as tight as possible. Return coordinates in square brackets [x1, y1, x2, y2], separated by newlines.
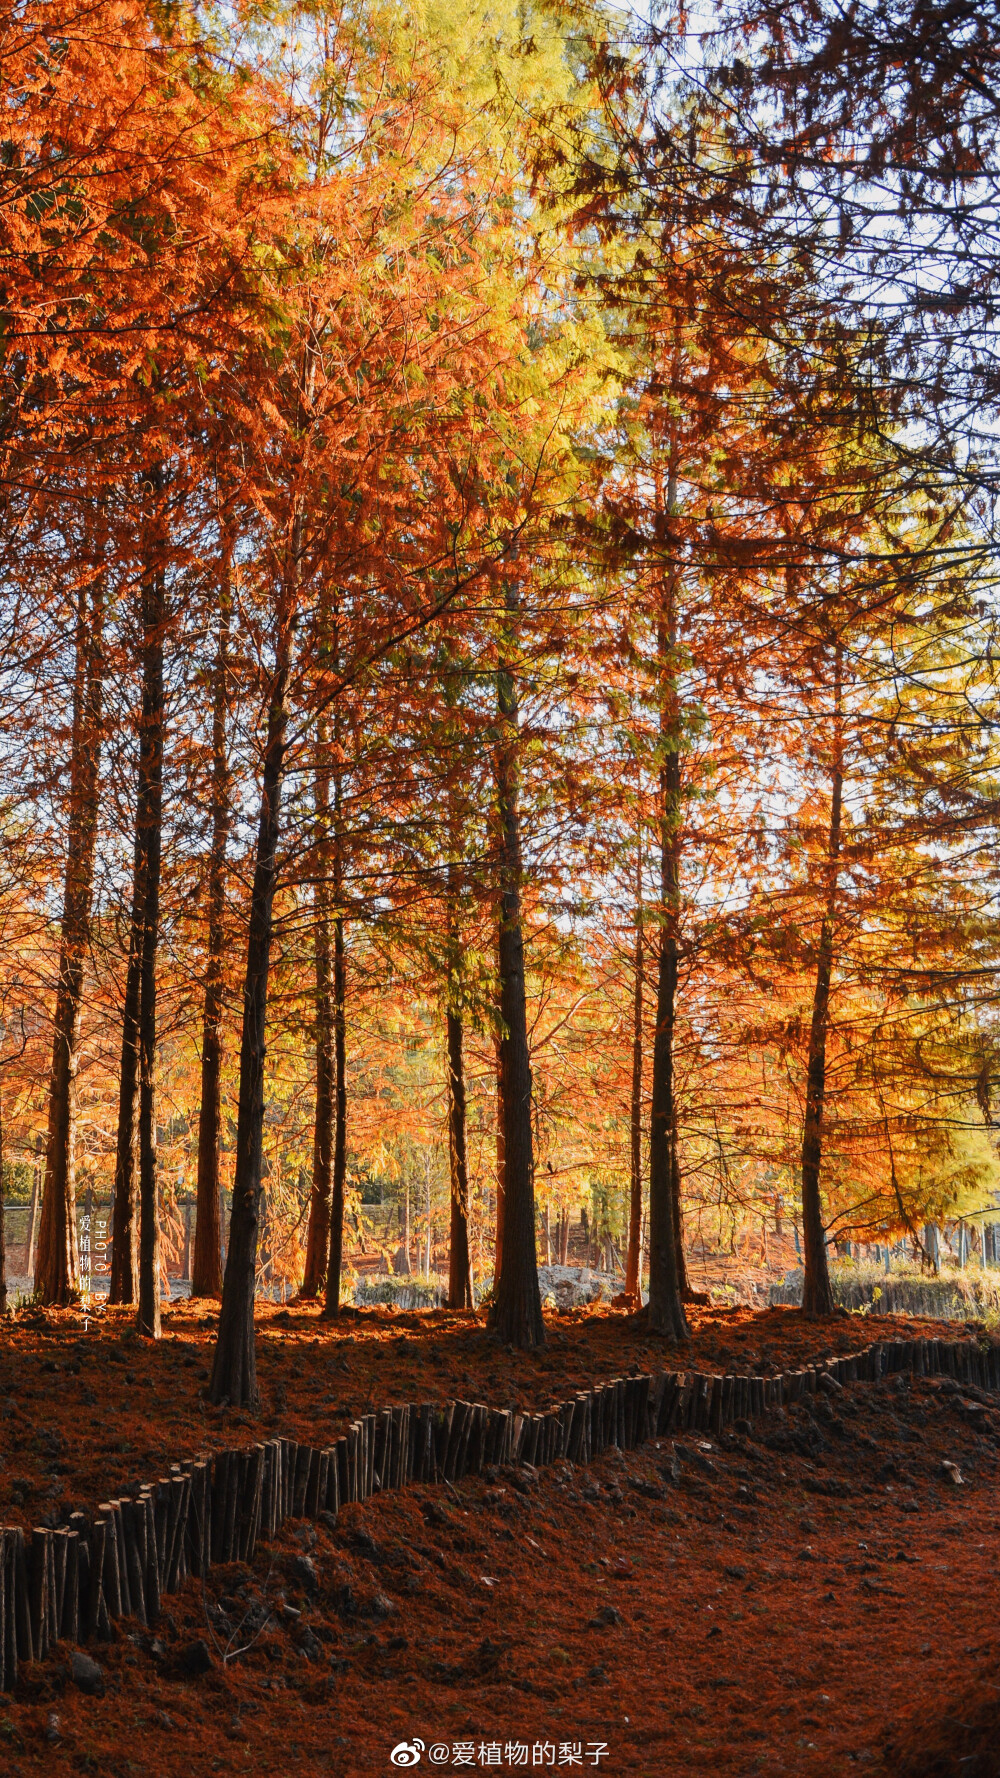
[211, 602, 294, 1405]
[36, 547, 105, 1305]
[493, 1032, 505, 1287]
[646, 545, 689, 1341]
[301, 708, 335, 1299]
[136, 493, 166, 1339]
[0, 1085, 7, 1313]
[445, 851, 473, 1310]
[402, 1177, 411, 1273]
[800, 644, 844, 1318]
[486, 592, 543, 1349]
[625, 840, 644, 1304]
[446, 1008, 473, 1308]
[26, 1137, 41, 1279]
[192, 565, 232, 1299]
[425, 1152, 432, 1275]
[323, 760, 348, 1318]
[671, 1129, 690, 1297]
[109, 861, 141, 1303]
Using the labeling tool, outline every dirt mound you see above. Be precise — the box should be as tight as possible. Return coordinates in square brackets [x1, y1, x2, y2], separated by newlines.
[885, 1666, 1000, 1777]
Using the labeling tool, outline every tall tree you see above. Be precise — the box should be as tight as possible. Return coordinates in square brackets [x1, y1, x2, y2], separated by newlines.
[191, 537, 233, 1299]
[135, 467, 166, 1339]
[487, 587, 544, 1347]
[300, 703, 336, 1300]
[36, 522, 106, 1305]
[445, 854, 474, 1310]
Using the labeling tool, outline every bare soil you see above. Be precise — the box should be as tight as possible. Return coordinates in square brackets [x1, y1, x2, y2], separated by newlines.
[0, 1299, 996, 1778]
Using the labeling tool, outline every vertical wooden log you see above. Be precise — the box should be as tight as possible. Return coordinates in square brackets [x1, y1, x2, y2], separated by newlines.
[359, 1417, 371, 1497]
[0, 1531, 8, 1692]
[335, 1436, 349, 1508]
[356, 1422, 367, 1497]
[159, 1478, 179, 1585]
[366, 1415, 380, 1486]
[96, 1507, 120, 1620]
[121, 1502, 147, 1627]
[108, 1504, 130, 1616]
[421, 1406, 437, 1481]
[275, 1442, 287, 1523]
[454, 1404, 474, 1478]
[228, 1452, 248, 1559]
[241, 1446, 264, 1561]
[220, 1461, 238, 1565]
[187, 1463, 208, 1580]
[386, 1407, 401, 1488]
[470, 1405, 489, 1475]
[260, 1442, 275, 1538]
[315, 1450, 329, 1516]
[282, 1440, 299, 1516]
[433, 1404, 454, 1480]
[51, 1529, 69, 1647]
[29, 1530, 50, 1658]
[328, 1445, 340, 1515]
[304, 1447, 321, 1516]
[366, 1414, 377, 1496]
[292, 1446, 310, 1518]
[444, 1404, 467, 1482]
[3, 1531, 17, 1690]
[164, 1476, 189, 1590]
[152, 1480, 168, 1585]
[138, 1492, 159, 1626]
[84, 1519, 106, 1641]
[60, 1529, 79, 1644]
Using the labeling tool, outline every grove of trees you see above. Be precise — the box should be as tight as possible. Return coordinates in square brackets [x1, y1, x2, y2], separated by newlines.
[2, 0, 1000, 1394]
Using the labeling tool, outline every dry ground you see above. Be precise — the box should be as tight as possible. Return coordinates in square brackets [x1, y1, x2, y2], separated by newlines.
[0, 1299, 996, 1778]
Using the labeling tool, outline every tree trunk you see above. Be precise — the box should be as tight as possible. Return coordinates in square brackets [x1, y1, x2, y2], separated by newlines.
[210, 606, 294, 1406]
[136, 502, 166, 1340]
[301, 707, 335, 1299]
[109, 853, 141, 1304]
[192, 564, 232, 1300]
[26, 1137, 41, 1278]
[447, 1008, 474, 1308]
[322, 779, 348, 1318]
[445, 853, 473, 1310]
[425, 1151, 432, 1275]
[800, 645, 844, 1319]
[493, 1032, 505, 1287]
[625, 857, 644, 1303]
[0, 1084, 7, 1313]
[671, 1129, 691, 1298]
[486, 593, 543, 1349]
[36, 546, 105, 1305]
[645, 542, 689, 1340]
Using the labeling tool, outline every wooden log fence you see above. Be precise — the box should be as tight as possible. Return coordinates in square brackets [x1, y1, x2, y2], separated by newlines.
[0, 1332, 996, 1687]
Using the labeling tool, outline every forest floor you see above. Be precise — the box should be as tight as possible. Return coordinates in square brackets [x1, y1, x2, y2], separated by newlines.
[0, 1299, 996, 1778]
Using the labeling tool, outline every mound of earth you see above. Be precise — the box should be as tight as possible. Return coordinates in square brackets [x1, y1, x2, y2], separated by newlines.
[884, 1665, 1000, 1777]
